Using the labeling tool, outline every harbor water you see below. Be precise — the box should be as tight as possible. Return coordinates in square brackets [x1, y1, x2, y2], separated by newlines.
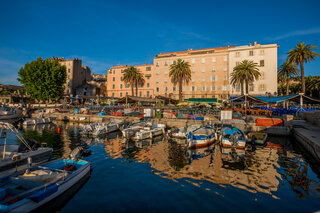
[9, 122, 320, 212]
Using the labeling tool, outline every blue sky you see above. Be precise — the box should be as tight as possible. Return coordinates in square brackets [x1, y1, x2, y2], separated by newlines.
[0, 0, 320, 85]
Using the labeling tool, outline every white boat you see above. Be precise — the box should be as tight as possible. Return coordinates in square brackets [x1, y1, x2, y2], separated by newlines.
[0, 122, 53, 176]
[91, 120, 124, 136]
[187, 125, 217, 149]
[132, 124, 166, 141]
[23, 117, 56, 126]
[220, 126, 246, 149]
[0, 149, 90, 212]
[168, 125, 199, 139]
[122, 121, 147, 139]
[0, 108, 22, 121]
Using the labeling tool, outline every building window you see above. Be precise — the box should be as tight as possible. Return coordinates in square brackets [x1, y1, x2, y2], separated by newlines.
[224, 66, 227, 71]
[192, 58, 195, 64]
[120, 84, 123, 89]
[260, 72, 265, 80]
[147, 91, 150, 97]
[165, 87, 168, 92]
[121, 69, 124, 73]
[211, 76, 217, 82]
[202, 86, 206, 91]
[260, 60, 264, 67]
[164, 61, 168, 66]
[146, 66, 151, 71]
[236, 61, 240, 66]
[156, 70, 159, 75]
[125, 84, 130, 88]
[260, 50, 264, 55]
[249, 50, 254, 56]
[212, 66, 215, 72]
[224, 75, 228, 81]
[156, 78, 159, 83]
[182, 87, 186, 92]
[120, 77, 123, 81]
[68, 68, 71, 73]
[192, 68, 195, 73]
[113, 70, 115, 74]
[249, 84, 254, 91]
[113, 77, 115, 81]
[126, 92, 128, 96]
[259, 84, 266, 91]
[120, 92, 122, 97]
[147, 83, 150, 87]
[139, 83, 143, 88]
[164, 70, 168, 74]
[222, 85, 229, 91]
[212, 57, 216, 62]
[192, 77, 195, 82]
[235, 85, 240, 92]
[156, 62, 159, 67]
[202, 76, 205, 82]
[201, 68, 205, 73]
[173, 86, 176, 92]
[112, 84, 115, 89]
[172, 60, 176, 65]
[211, 86, 216, 91]
[164, 78, 168, 83]
[139, 92, 142, 97]
[223, 56, 227, 62]
[112, 92, 114, 97]
[156, 87, 160, 92]
[190, 86, 197, 92]
[201, 58, 205, 63]
[235, 52, 240, 57]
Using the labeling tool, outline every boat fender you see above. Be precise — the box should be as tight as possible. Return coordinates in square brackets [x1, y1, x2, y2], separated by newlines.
[63, 164, 77, 171]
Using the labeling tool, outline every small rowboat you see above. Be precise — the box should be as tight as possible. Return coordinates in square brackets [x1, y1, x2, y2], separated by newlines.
[220, 127, 246, 149]
[187, 125, 217, 149]
[0, 148, 90, 212]
[247, 132, 268, 146]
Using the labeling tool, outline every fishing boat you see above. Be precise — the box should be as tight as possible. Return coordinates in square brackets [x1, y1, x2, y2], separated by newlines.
[89, 120, 124, 136]
[187, 125, 217, 149]
[247, 132, 268, 146]
[131, 124, 166, 141]
[0, 148, 90, 212]
[0, 122, 53, 176]
[122, 121, 147, 139]
[220, 127, 246, 149]
[23, 117, 56, 126]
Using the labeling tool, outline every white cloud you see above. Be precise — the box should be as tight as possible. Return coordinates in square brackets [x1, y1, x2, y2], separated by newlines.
[266, 27, 320, 41]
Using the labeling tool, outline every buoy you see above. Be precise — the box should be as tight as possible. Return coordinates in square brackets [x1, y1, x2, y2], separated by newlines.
[57, 128, 61, 134]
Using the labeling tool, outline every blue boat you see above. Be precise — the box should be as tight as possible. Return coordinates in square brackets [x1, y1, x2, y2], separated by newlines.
[0, 148, 90, 212]
[220, 127, 246, 149]
[187, 125, 217, 149]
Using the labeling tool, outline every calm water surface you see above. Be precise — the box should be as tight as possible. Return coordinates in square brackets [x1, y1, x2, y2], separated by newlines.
[11, 122, 320, 212]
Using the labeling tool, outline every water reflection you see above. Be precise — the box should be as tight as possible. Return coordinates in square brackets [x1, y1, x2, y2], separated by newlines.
[103, 133, 320, 198]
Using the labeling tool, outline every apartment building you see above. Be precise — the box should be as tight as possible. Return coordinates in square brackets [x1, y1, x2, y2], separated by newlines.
[107, 64, 154, 98]
[228, 42, 278, 96]
[153, 47, 230, 100]
[52, 58, 92, 96]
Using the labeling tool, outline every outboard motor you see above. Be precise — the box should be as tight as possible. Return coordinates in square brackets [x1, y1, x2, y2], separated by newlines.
[69, 146, 84, 161]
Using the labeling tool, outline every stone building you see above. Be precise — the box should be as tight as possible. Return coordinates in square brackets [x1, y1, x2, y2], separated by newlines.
[107, 64, 154, 98]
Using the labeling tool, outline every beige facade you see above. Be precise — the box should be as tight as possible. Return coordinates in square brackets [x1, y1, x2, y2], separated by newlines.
[228, 42, 278, 95]
[107, 64, 154, 98]
[53, 58, 91, 96]
[153, 47, 230, 100]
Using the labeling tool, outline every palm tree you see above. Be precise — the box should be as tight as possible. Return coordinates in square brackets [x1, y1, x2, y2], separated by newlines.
[135, 71, 145, 97]
[278, 61, 299, 95]
[169, 59, 191, 102]
[287, 42, 320, 94]
[231, 60, 260, 95]
[123, 66, 138, 96]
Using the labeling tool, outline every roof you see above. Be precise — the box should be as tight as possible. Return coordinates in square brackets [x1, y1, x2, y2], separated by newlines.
[187, 98, 218, 104]
[229, 95, 268, 105]
[156, 47, 230, 57]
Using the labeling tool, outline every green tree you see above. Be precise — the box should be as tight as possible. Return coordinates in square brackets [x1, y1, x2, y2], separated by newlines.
[278, 61, 299, 95]
[231, 60, 260, 95]
[135, 71, 145, 97]
[287, 42, 320, 94]
[17, 57, 66, 102]
[169, 59, 191, 102]
[305, 76, 320, 97]
[123, 66, 138, 96]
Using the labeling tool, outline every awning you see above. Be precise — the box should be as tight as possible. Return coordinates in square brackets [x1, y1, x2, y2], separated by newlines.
[229, 95, 268, 105]
[187, 98, 218, 104]
[116, 95, 160, 104]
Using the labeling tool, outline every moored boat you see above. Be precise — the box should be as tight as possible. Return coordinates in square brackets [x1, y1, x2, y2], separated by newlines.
[0, 149, 90, 212]
[220, 126, 246, 149]
[131, 124, 166, 141]
[187, 125, 217, 149]
[122, 121, 147, 139]
[23, 117, 56, 126]
[247, 132, 268, 146]
[0, 108, 22, 122]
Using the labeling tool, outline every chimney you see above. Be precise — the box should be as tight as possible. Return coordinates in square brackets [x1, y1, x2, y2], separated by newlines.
[254, 41, 257, 46]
